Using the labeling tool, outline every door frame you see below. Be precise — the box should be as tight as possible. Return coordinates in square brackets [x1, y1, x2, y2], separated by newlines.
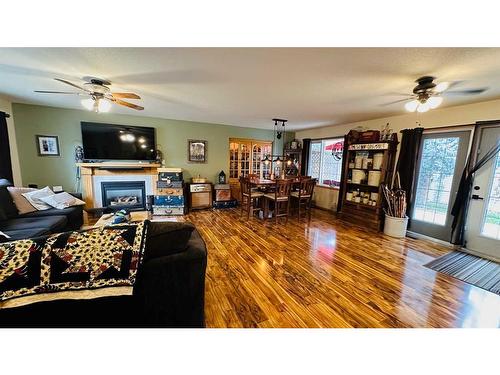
[462, 120, 500, 261]
[408, 128, 472, 241]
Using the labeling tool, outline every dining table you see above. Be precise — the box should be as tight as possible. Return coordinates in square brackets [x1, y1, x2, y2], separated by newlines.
[247, 177, 302, 219]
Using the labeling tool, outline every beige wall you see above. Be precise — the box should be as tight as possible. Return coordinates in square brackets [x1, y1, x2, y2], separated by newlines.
[0, 96, 22, 185]
[298, 98, 500, 210]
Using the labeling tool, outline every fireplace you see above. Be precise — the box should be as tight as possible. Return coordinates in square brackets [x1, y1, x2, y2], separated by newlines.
[101, 181, 146, 211]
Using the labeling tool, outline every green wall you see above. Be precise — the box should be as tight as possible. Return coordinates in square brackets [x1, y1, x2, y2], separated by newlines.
[12, 103, 294, 190]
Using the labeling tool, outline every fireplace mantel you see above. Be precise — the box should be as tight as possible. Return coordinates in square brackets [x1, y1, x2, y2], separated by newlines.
[78, 162, 160, 224]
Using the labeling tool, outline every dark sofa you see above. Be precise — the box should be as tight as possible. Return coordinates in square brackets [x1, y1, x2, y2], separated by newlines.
[0, 179, 83, 241]
[0, 224, 207, 327]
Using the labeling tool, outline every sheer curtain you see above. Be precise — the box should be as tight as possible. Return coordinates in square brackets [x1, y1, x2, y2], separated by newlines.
[0, 112, 13, 182]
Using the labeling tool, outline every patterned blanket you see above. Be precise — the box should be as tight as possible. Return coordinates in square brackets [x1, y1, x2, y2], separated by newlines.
[0, 221, 147, 308]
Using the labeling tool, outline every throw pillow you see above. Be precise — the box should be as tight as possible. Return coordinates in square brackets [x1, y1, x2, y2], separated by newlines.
[7, 187, 37, 215]
[39, 191, 85, 210]
[21, 186, 55, 211]
[143, 221, 195, 261]
[0, 184, 19, 219]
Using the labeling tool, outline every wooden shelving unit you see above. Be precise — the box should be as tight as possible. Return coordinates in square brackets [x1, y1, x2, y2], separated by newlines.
[339, 139, 398, 231]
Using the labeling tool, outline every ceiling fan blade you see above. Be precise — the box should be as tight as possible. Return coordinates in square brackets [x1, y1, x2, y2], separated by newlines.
[34, 90, 86, 95]
[383, 92, 415, 97]
[54, 78, 91, 93]
[442, 88, 488, 96]
[112, 98, 144, 110]
[110, 92, 141, 99]
[380, 97, 414, 106]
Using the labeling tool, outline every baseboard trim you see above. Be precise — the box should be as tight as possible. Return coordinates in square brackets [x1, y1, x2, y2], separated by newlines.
[406, 230, 456, 249]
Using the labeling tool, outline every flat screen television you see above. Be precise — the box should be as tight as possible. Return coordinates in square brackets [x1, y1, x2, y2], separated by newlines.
[81, 122, 157, 161]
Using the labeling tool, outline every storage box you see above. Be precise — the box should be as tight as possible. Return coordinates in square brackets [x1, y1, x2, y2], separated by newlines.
[152, 205, 185, 216]
[213, 199, 238, 209]
[157, 187, 184, 196]
[154, 195, 185, 206]
[157, 180, 183, 189]
[214, 184, 230, 190]
[215, 189, 231, 202]
[159, 171, 183, 182]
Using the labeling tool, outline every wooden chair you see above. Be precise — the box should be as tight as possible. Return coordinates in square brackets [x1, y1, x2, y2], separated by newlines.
[263, 179, 292, 224]
[239, 176, 264, 219]
[291, 178, 316, 221]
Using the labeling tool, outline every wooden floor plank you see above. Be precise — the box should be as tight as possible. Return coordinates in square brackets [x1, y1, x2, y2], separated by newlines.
[172, 208, 500, 328]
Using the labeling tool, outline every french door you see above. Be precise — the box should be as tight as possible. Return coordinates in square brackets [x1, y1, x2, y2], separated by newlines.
[229, 138, 273, 200]
[464, 126, 500, 260]
[409, 131, 471, 241]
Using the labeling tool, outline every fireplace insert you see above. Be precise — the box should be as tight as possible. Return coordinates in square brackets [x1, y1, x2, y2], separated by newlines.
[101, 181, 146, 211]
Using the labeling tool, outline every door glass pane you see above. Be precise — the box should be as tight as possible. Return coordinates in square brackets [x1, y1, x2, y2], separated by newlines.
[252, 144, 262, 177]
[481, 151, 500, 239]
[229, 142, 239, 178]
[413, 137, 460, 225]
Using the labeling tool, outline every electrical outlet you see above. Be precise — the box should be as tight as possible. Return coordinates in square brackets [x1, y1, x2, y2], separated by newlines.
[53, 185, 63, 192]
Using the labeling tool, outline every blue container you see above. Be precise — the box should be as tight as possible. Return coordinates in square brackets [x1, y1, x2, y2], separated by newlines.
[154, 195, 185, 206]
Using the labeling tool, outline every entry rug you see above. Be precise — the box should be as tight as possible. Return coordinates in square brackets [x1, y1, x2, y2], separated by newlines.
[425, 251, 500, 295]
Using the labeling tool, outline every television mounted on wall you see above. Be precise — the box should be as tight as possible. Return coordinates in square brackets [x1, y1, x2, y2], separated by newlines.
[81, 122, 157, 161]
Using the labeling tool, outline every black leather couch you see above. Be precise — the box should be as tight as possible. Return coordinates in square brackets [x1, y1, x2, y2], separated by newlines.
[0, 179, 83, 241]
[0, 224, 207, 328]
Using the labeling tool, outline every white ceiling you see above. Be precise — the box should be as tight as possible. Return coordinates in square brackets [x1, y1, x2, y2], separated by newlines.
[1, 48, 500, 130]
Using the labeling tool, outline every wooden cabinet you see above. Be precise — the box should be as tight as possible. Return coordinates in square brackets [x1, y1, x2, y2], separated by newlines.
[229, 138, 273, 200]
[339, 139, 398, 231]
[284, 148, 302, 176]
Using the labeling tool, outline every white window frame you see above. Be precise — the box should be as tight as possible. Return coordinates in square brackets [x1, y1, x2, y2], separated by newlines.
[308, 137, 344, 188]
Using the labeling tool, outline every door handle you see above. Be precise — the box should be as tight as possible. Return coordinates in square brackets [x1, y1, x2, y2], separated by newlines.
[471, 194, 484, 200]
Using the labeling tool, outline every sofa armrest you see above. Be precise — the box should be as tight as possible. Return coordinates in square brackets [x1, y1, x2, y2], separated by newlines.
[134, 230, 207, 327]
[67, 192, 83, 200]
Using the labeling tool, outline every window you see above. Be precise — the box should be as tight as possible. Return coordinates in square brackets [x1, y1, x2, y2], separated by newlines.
[412, 136, 459, 225]
[308, 138, 344, 187]
[482, 150, 500, 239]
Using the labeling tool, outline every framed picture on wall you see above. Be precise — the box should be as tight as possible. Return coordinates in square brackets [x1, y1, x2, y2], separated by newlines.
[188, 139, 207, 163]
[36, 135, 60, 156]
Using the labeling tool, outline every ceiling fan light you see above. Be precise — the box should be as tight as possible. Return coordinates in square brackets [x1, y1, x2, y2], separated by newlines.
[405, 100, 419, 112]
[97, 99, 111, 113]
[81, 98, 94, 111]
[417, 102, 430, 113]
[427, 96, 443, 109]
[435, 82, 449, 93]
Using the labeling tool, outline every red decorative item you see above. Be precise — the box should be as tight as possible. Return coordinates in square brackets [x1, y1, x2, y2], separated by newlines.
[358, 131, 381, 142]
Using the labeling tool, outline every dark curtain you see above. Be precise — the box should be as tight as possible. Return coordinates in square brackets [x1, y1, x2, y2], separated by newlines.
[0, 112, 13, 183]
[301, 138, 311, 176]
[396, 127, 424, 218]
[451, 128, 500, 245]
[336, 134, 349, 212]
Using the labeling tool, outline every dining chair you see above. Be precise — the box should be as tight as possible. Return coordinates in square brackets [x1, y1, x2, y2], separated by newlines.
[239, 176, 264, 219]
[263, 179, 292, 224]
[291, 178, 316, 221]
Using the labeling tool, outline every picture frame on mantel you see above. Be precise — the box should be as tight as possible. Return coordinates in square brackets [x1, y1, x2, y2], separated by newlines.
[36, 135, 60, 156]
[188, 139, 207, 163]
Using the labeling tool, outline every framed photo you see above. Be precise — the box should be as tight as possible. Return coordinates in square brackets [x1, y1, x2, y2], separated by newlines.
[36, 135, 60, 156]
[188, 139, 207, 163]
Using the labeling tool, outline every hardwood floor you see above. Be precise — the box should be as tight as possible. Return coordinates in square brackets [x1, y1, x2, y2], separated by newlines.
[175, 208, 500, 327]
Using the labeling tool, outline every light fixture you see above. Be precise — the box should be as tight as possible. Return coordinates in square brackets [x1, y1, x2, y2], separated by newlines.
[97, 99, 111, 112]
[263, 156, 271, 165]
[81, 97, 111, 113]
[434, 82, 449, 93]
[417, 101, 430, 113]
[138, 137, 146, 144]
[120, 133, 136, 142]
[405, 100, 419, 112]
[405, 96, 442, 113]
[427, 96, 443, 109]
[81, 98, 95, 111]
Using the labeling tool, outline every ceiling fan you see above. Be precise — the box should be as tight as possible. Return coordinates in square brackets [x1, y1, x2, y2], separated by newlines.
[382, 76, 488, 113]
[34, 77, 144, 112]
